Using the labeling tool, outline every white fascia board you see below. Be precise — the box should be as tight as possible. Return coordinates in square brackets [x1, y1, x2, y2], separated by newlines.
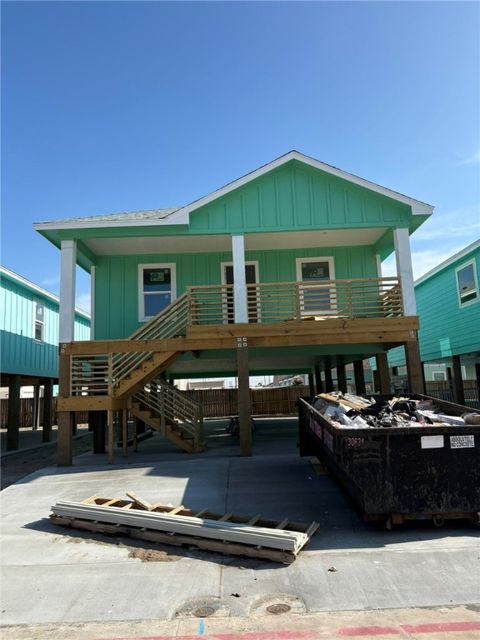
[414, 239, 480, 287]
[0, 266, 90, 320]
[167, 150, 434, 223]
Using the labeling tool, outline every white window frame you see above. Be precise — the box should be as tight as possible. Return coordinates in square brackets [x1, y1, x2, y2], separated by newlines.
[138, 263, 177, 322]
[33, 299, 45, 343]
[432, 371, 447, 382]
[295, 256, 336, 316]
[455, 258, 479, 308]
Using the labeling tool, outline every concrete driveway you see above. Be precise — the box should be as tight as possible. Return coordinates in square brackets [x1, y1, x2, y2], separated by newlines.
[1, 418, 479, 637]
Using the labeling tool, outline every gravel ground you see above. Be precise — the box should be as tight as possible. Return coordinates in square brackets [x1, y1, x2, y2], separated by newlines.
[1, 433, 92, 490]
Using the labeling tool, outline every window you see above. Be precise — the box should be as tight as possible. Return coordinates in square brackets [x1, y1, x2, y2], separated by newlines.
[33, 300, 45, 342]
[432, 371, 446, 382]
[138, 264, 176, 321]
[455, 259, 478, 306]
[295, 257, 336, 314]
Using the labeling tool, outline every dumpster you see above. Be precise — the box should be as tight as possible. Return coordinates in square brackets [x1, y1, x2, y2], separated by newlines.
[298, 394, 480, 526]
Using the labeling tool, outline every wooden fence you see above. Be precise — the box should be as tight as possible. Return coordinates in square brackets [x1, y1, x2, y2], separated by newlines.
[0, 398, 88, 428]
[2, 381, 477, 428]
[184, 386, 310, 418]
[425, 380, 479, 409]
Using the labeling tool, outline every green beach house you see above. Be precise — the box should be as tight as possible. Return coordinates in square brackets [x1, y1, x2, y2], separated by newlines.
[34, 151, 433, 462]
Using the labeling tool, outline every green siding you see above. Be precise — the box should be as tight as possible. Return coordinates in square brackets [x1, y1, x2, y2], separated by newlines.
[94, 245, 377, 339]
[1, 272, 90, 378]
[415, 247, 480, 361]
[385, 246, 480, 367]
[189, 161, 412, 234]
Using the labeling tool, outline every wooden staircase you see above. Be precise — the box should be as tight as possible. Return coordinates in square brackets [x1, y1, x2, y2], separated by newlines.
[131, 378, 204, 453]
[113, 351, 180, 398]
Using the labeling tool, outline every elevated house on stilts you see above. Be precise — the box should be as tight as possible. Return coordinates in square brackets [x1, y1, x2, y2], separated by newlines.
[34, 151, 433, 463]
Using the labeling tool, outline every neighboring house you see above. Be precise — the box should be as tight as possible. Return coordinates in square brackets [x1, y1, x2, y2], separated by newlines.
[0, 266, 90, 449]
[34, 150, 434, 463]
[382, 240, 480, 406]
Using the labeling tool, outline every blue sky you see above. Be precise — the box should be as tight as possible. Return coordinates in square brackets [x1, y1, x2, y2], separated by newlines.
[2, 1, 479, 312]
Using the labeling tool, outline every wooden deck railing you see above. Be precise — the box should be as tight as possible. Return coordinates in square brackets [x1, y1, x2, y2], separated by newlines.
[188, 277, 403, 325]
[68, 277, 403, 398]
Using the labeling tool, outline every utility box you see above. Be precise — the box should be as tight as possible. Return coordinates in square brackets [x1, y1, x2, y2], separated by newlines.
[298, 395, 480, 526]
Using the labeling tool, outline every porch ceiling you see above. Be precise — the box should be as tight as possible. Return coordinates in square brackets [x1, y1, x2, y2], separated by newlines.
[83, 227, 388, 256]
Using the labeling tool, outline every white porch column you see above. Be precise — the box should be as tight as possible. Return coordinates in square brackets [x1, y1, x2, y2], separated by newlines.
[393, 228, 416, 316]
[375, 254, 382, 278]
[232, 234, 248, 323]
[59, 240, 77, 343]
[90, 266, 96, 340]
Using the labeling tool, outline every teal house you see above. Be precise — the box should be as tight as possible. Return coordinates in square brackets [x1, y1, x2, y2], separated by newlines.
[1, 266, 90, 449]
[34, 151, 434, 463]
[385, 240, 480, 405]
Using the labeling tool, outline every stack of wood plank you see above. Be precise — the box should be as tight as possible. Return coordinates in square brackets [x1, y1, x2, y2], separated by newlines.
[50, 493, 318, 564]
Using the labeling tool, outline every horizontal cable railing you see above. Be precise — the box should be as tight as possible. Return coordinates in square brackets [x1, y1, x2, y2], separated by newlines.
[188, 277, 403, 325]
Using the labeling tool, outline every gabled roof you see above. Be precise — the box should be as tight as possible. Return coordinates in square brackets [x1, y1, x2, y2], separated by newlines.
[414, 239, 480, 287]
[34, 150, 433, 232]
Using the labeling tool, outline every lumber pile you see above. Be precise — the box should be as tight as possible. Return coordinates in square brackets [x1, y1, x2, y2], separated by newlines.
[50, 493, 318, 564]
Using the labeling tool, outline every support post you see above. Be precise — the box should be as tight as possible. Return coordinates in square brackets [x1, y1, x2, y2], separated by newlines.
[353, 360, 366, 395]
[122, 409, 128, 457]
[451, 355, 465, 406]
[375, 352, 391, 395]
[7, 375, 21, 451]
[42, 378, 53, 443]
[314, 364, 323, 394]
[32, 383, 40, 431]
[107, 410, 114, 463]
[324, 367, 333, 392]
[57, 350, 73, 465]
[337, 363, 347, 393]
[232, 235, 248, 323]
[236, 337, 252, 456]
[405, 339, 425, 394]
[475, 363, 480, 403]
[57, 412, 74, 465]
[393, 228, 416, 316]
[308, 372, 315, 396]
[90, 411, 106, 453]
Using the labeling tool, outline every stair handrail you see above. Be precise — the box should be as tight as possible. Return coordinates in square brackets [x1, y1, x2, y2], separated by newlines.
[112, 293, 190, 385]
[133, 378, 202, 442]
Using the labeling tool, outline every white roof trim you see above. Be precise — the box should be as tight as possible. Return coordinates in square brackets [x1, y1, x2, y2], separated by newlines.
[166, 150, 434, 224]
[414, 239, 480, 287]
[33, 151, 433, 233]
[0, 266, 91, 320]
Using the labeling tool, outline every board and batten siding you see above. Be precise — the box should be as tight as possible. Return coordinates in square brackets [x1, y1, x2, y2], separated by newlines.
[94, 245, 377, 339]
[387, 245, 480, 367]
[1, 271, 90, 378]
[189, 161, 412, 234]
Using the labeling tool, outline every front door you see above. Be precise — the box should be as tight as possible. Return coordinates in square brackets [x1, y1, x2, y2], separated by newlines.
[223, 263, 259, 323]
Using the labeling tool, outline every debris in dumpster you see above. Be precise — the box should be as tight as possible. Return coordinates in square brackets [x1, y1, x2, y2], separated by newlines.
[312, 392, 478, 429]
[50, 493, 319, 564]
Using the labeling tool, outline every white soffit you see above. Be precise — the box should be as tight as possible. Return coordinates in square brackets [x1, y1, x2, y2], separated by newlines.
[83, 228, 387, 256]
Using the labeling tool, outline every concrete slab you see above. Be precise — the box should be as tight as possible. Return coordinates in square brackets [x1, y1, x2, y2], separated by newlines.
[1, 420, 479, 630]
